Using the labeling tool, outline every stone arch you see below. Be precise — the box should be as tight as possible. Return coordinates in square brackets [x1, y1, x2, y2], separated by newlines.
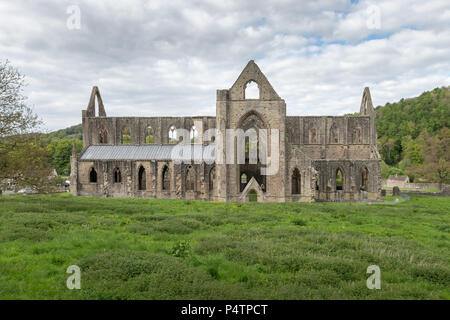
[138, 166, 146, 190]
[99, 126, 108, 144]
[292, 168, 301, 194]
[89, 167, 97, 183]
[336, 167, 344, 191]
[114, 167, 121, 183]
[162, 165, 170, 190]
[121, 126, 131, 144]
[360, 87, 374, 115]
[86, 86, 106, 117]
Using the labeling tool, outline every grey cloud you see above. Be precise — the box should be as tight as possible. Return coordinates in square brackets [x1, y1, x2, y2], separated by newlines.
[0, 0, 449, 130]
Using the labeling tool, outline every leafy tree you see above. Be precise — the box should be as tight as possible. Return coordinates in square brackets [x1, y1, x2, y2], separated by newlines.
[0, 60, 40, 137]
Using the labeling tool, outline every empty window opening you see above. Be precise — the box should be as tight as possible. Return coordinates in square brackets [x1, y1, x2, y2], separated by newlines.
[89, 167, 97, 183]
[209, 167, 215, 191]
[138, 166, 146, 190]
[361, 167, 368, 191]
[162, 166, 170, 190]
[292, 168, 301, 195]
[190, 126, 198, 143]
[245, 81, 259, 99]
[121, 126, 131, 144]
[168, 126, 177, 144]
[336, 168, 343, 191]
[114, 168, 121, 183]
[145, 127, 154, 144]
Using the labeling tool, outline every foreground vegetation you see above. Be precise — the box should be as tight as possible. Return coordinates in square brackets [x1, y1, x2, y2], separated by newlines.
[0, 193, 448, 300]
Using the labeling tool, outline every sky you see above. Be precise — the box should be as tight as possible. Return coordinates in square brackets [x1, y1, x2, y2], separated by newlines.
[1, 0, 449, 131]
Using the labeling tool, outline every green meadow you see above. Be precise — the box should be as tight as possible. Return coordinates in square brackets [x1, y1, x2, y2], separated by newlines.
[0, 193, 448, 299]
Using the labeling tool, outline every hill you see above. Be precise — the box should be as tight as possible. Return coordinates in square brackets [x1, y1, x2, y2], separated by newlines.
[375, 86, 449, 183]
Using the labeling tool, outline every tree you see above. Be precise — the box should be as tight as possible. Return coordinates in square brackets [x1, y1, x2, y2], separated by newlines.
[50, 138, 82, 176]
[0, 60, 40, 137]
[0, 60, 52, 192]
[416, 127, 450, 185]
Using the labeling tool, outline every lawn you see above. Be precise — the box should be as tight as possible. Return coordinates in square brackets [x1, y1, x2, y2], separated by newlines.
[0, 193, 448, 299]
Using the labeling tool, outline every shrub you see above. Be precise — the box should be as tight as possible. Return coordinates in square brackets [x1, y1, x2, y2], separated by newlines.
[171, 240, 191, 258]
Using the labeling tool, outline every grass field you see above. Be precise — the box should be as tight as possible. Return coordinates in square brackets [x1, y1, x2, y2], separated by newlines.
[0, 193, 448, 299]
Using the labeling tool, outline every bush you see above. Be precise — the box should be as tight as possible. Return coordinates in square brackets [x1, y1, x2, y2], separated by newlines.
[170, 240, 191, 258]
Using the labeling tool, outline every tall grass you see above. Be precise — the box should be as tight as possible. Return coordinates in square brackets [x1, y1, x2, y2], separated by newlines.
[0, 193, 448, 299]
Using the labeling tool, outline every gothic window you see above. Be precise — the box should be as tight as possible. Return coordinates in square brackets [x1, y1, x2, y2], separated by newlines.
[89, 167, 97, 183]
[244, 80, 259, 99]
[361, 167, 368, 191]
[292, 168, 301, 195]
[240, 173, 247, 184]
[114, 168, 121, 183]
[353, 126, 362, 144]
[329, 123, 339, 143]
[309, 127, 317, 144]
[138, 166, 146, 190]
[99, 126, 108, 144]
[145, 126, 154, 144]
[209, 167, 215, 191]
[168, 126, 177, 144]
[162, 165, 170, 190]
[315, 173, 320, 191]
[186, 167, 194, 191]
[121, 126, 131, 144]
[336, 168, 344, 191]
[190, 126, 198, 144]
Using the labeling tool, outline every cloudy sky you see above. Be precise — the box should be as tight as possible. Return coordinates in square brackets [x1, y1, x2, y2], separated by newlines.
[1, 0, 449, 131]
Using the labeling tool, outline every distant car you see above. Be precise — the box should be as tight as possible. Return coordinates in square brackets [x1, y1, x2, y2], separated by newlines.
[65, 180, 71, 187]
[17, 188, 33, 195]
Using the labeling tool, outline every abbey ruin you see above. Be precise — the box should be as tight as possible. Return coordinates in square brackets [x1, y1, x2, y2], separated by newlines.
[70, 61, 381, 202]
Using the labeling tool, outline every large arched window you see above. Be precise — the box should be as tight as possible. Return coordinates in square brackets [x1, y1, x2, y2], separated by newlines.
[162, 165, 170, 190]
[121, 126, 131, 144]
[190, 126, 198, 144]
[99, 126, 108, 144]
[89, 167, 97, 183]
[244, 80, 259, 99]
[168, 126, 177, 144]
[361, 167, 368, 191]
[145, 126, 154, 144]
[292, 168, 301, 195]
[186, 167, 194, 191]
[336, 168, 344, 191]
[138, 166, 146, 190]
[114, 168, 121, 183]
[209, 167, 215, 191]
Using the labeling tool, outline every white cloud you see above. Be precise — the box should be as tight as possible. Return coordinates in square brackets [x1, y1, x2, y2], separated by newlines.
[0, 0, 449, 130]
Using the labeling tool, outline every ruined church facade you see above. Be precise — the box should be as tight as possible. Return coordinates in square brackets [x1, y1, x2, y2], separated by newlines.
[70, 61, 381, 202]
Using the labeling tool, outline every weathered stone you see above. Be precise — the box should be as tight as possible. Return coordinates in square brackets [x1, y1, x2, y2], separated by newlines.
[70, 61, 381, 202]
